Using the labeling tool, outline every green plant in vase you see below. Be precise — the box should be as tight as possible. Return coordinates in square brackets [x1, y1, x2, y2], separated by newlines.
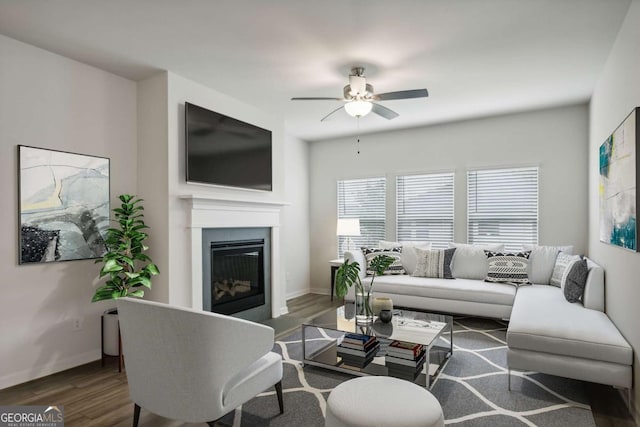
[335, 254, 394, 323]
[92, 194, 159, 302]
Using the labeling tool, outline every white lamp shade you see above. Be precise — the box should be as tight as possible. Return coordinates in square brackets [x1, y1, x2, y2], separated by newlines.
[344, 100, 373, 118]
[337, 218, 361, 236]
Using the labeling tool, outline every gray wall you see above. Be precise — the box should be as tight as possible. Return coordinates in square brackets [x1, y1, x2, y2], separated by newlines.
[588, 0, 640, 416]
[0, 34, 137, 388]
[309, 104, 589, 294]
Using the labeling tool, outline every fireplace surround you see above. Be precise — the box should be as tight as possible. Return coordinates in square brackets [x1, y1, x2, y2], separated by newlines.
[181, 195, 289, 320]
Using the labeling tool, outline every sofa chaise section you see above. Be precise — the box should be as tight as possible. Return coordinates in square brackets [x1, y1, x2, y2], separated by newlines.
[507, 284, 632, 389]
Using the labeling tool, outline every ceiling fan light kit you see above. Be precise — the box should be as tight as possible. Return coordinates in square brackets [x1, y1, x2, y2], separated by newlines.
[291, 67, 428, 122]
[344, 100, 373, 117]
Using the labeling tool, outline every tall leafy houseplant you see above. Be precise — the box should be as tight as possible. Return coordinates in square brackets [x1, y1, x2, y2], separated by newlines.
[92, 194, 159, 302]
[335, 254, 394, 322]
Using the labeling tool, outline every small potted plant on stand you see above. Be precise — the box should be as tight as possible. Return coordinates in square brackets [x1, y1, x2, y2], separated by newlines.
[335, 254, 394, 324]
[92, 194, 159, 370]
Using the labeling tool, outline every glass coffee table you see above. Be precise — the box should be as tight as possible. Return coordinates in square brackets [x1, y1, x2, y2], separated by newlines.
[301, 303, 453, 388]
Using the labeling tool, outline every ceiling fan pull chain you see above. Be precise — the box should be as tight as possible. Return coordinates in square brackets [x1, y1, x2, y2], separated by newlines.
[356, 117, 361, 154]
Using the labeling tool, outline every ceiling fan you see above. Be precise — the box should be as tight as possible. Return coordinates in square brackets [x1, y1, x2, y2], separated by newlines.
[291, 67, 428, 121]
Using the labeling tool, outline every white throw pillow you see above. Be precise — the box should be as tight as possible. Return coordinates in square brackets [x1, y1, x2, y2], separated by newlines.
[550, 252, 581, 288]
[522, 245, 574, 285]
[379, 240, 431, 275]
[448, 243, 505, 280]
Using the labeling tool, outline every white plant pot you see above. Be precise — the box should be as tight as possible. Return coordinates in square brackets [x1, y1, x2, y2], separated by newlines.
[102, 308, 120, 356]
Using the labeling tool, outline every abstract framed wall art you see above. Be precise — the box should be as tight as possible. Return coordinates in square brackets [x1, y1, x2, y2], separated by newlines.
[18, 146, 110, 264]
[599, 108, 639, 251]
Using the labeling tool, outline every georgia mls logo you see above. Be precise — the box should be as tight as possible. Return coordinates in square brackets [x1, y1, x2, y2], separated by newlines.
[44, 406, 63, 416]
[0, 405, 64, 427]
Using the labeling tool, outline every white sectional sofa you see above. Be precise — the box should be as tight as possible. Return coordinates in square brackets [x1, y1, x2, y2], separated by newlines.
[343, 247, 633, 390]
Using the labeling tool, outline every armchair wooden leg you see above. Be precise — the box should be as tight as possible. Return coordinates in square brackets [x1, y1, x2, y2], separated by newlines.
[133, 403, 141, 427]
[275, 380, 284, 414]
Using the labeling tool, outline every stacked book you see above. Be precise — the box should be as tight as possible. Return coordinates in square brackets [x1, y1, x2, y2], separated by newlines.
[337, 333, 380, 368]
[385, 340, 426, 381]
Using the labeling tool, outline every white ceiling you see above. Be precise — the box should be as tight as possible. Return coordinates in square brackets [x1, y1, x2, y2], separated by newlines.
[0, 0, 631, 141]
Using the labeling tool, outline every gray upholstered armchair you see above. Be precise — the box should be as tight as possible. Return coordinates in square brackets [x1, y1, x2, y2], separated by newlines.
[116, 298, 283, 426]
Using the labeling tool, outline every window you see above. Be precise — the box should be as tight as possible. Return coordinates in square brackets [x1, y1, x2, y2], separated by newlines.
[467, 167, 538, 251]
[396, 172, 454, 249]
[337, 177, 386, 257]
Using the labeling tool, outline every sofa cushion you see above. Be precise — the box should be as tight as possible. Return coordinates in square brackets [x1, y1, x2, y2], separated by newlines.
[379, 241, 431, 275]
[508, 285, 632, 365]
[413, 247, 456, 279]
[363, 275, 516, 306]
[549, 252, 580, 287]
[564, 258, 588, 303]
[484, 250, 531, 286]
[523, 245, 574, 285]
[448, 243, 504, 280]
[361, 247, 404, 275]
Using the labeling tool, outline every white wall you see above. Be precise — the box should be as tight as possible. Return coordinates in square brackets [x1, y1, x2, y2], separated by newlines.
[309, 104, 589, 293]
[589, 0, 640, 416]
[282, 133, 311, 299]
[0, 35, 137, 388]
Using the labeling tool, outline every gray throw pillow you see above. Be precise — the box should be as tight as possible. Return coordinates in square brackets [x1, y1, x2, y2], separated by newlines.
[564, 258, 588, 303]
[413, 247, 456, 279]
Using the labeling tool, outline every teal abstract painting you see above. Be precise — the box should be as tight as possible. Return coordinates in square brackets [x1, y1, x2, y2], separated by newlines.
[599, 109, 638, 251]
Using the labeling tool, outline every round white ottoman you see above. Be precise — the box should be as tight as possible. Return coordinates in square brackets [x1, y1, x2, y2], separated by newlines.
[325, 376, 444, 427]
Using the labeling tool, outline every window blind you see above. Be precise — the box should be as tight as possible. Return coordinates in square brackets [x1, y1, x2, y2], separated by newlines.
[467, 167, 539, 252]
[337, 177, 386, 257]
[396, 172, 454, 249]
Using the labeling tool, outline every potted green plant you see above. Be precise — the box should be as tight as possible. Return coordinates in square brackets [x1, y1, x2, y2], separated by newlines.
[335, 254, 394, 324]
[92, 194, 159, 357]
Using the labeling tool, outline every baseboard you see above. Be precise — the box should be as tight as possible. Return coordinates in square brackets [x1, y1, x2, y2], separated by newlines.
[279, 305, 289, 316]
[286, 288, 310, 300]
[0, 350, 101, 390]
[309, 287, 330, 296]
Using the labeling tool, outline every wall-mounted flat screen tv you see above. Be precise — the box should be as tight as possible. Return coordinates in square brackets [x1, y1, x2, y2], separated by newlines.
[185, 102, 272, 191]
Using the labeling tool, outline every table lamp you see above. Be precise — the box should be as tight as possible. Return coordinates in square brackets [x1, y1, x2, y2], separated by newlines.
[337, 218, 361, 253]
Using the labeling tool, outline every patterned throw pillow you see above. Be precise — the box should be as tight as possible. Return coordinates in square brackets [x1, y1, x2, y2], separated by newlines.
[413, 247, 456, 279]
[361, 247, 404, 275]
[550, 252, 581, 287]
[484, 251, 532, 286]
[564, 257, 588, 303]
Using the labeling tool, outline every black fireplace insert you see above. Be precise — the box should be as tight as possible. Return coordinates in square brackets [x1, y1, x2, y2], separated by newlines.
[210, 239, 265, 315]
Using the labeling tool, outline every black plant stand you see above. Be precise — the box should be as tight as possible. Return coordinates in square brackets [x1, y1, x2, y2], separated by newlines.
[101, 313, 124, 372]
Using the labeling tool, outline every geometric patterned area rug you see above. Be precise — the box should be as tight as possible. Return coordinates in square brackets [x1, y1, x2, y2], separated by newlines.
[218, 317, 595, 426]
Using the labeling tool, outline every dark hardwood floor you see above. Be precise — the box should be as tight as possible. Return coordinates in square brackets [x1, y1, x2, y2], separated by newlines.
[0, 294, 634, 426]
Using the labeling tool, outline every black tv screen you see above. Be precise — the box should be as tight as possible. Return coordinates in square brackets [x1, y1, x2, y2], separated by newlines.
[185, 102, 272, 191]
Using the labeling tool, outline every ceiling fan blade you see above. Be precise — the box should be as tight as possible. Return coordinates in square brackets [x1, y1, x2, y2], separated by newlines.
[373, 89, 429, 101]
[371, 103, 399, 120]
[291, 97, 344, 101]
[320, 105, 346, 122]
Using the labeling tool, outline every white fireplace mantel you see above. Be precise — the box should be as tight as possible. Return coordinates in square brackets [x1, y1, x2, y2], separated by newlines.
[180, 195, 290, 317]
